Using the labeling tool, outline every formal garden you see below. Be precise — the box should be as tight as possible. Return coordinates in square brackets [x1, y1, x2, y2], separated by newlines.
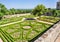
[0, 3, 60, 42]
[0, 15, 60, 42]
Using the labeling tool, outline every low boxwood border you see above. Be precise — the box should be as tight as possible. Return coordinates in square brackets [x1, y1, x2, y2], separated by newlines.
[0, 28, 14, 42]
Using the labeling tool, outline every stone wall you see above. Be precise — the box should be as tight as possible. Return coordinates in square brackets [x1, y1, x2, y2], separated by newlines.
[34, 21, 60, 42]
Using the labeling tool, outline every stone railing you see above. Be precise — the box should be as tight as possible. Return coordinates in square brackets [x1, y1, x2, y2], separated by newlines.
[34, 21, 60, 42]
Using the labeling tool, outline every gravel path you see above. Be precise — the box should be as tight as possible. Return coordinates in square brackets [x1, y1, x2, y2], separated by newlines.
[3, 13, 31, 18]
[34, 17, 53, 25]
[36, 20, 53, 25]
[0, 16, 53, 27]
[0, 18, 25, 27]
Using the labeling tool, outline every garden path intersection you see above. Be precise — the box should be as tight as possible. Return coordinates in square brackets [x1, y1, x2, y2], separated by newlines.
[0, 17, 53, 27]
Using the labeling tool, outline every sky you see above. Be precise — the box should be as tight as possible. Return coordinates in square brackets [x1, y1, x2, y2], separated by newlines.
[0, 0, 58, 9]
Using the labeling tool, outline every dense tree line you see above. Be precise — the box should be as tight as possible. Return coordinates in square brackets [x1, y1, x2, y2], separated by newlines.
[0, 3, 60, 20]
[32, 4, 60, 17]
[0, 3, 32, 19]
[9, 8, 32, 15]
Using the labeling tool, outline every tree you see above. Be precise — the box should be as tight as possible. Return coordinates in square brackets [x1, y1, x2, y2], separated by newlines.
[0, 3, 8, 14]
[0, 3, 8, 19]
[0, 12, 4, 20]
[57, 10, 60, 17]
[32, 4, 46, 16]
[9, 8, 16, 14]
[52, 9, 56, 17]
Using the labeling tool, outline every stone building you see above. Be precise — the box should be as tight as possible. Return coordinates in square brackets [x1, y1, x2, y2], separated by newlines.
[56, 0, 60, 10]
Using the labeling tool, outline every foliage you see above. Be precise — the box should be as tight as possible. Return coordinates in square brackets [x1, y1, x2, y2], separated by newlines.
[50, 9, 60, 17]
[0, 3, 8, 15]
[32, 4, 46, 16]
[0, 3, 32, 17]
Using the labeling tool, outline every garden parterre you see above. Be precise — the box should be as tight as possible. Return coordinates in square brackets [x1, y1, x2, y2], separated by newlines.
[0, 20, 51, 42]
[0, 15, 60, 42]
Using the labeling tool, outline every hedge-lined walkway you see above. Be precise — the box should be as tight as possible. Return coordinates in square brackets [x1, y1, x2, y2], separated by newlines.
[0, 18, 25, 27]
[0, 17, 53, 27]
